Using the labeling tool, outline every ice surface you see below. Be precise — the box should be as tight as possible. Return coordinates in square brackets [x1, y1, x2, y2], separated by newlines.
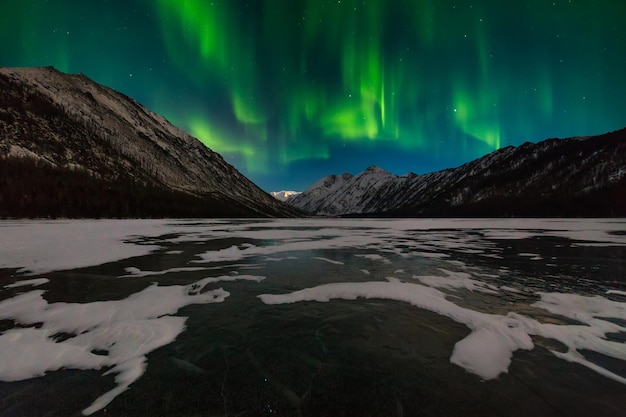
[192, 233, 377, 263]
[1, 218, 625, 414]
[0, 274, 264, 415]
[82, 356, 146, 416]
[1, 218, 610, 274]
[188, 218, 624, 248]
[259, 279, 625, 383]
[0, 220, 166, 274]
[411, 251, 449, 258]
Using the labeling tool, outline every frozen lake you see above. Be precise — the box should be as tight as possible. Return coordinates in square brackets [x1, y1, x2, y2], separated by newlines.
[0, 218, 625, 416]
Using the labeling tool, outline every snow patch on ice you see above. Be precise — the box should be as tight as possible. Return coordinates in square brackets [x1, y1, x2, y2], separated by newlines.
[518, 253, 543, 260]
[450, 325, 533, 380]
[501, 285, 523, 294]
[4, 278, 50, 288]
[194, 245, 249, 263]
[192, 231, 381, 264]
[313, 257, 344, 265]
[415, 269, 499, 295]
[264, 256, 298, 262]
[355, 253, 389, 262]
[120, 266, 208, 278]
[0, 220, 165, 274]
[0, 274, 264, 415]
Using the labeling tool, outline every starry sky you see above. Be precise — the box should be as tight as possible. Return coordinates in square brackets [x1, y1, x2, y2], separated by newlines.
[2, 0, 625, 192]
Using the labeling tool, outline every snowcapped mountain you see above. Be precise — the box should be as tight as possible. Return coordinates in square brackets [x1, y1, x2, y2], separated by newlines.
[287, 172, 354, 214]
[270, 190, 301, 202]
[288, 167, 401, 215]
[0, 66, 299, 218]
[288, 129, 626, 217]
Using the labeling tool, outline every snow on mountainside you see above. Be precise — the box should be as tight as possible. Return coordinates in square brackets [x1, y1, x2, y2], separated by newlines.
[288, 129, 626, 217]
[270, 190, 301, 202]
[0, 66, 299, 218]
[287, 172, 354, 214]
[288, 166, 399, 215]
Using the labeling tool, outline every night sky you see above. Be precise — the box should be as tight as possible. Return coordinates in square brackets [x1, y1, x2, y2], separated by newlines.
[2, 0, 625, 192]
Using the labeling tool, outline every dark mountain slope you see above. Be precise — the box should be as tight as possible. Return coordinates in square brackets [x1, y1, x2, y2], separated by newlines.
[289, 129, 626, 217]
[393, 129, 626, 217]
[0, 66, 300, 218]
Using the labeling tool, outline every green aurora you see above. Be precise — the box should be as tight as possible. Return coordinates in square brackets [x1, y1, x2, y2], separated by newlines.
[1, 0, 625, 191]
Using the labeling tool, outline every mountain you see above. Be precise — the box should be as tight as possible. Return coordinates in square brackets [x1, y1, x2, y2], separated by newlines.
[0, 66, 300, 218]
[270, 190, 301, 202]
[288, 129, 626, 217]
[287, 172, 354, 214]
[288, 168, 394, 215]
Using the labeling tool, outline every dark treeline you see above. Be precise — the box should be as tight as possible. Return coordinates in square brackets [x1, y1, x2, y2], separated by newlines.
[0, 157, 259, 218]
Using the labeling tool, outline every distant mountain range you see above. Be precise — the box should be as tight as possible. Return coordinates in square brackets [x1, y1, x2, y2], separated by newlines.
[0, 66, 300, 218]
[2, 66, 624, 219]
[288, 129, 626, 217]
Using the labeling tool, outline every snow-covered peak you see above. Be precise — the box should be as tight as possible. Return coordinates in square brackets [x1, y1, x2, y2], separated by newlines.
[270, 190, 301, 202]
[285, 173, 354, 214]
[354, 165, 395, 183]
[305, 173, 353, 193]
[363, 165, 389, 174]
[287, 167, 402, 216]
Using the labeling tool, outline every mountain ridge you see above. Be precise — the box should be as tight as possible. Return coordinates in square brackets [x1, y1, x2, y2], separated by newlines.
[0, 66, 300, 218]
[287, 129, 626, 217]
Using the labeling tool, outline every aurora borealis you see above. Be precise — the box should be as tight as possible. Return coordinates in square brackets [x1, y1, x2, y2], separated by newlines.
[2, 1, 625, 191]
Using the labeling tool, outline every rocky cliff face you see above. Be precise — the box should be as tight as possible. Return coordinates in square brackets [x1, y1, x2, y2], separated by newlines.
[0, 66, 299, 218]
[288, 129, 626, 217]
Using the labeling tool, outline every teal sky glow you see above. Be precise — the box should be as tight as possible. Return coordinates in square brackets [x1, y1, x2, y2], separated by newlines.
[1, 0, 625, 191]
